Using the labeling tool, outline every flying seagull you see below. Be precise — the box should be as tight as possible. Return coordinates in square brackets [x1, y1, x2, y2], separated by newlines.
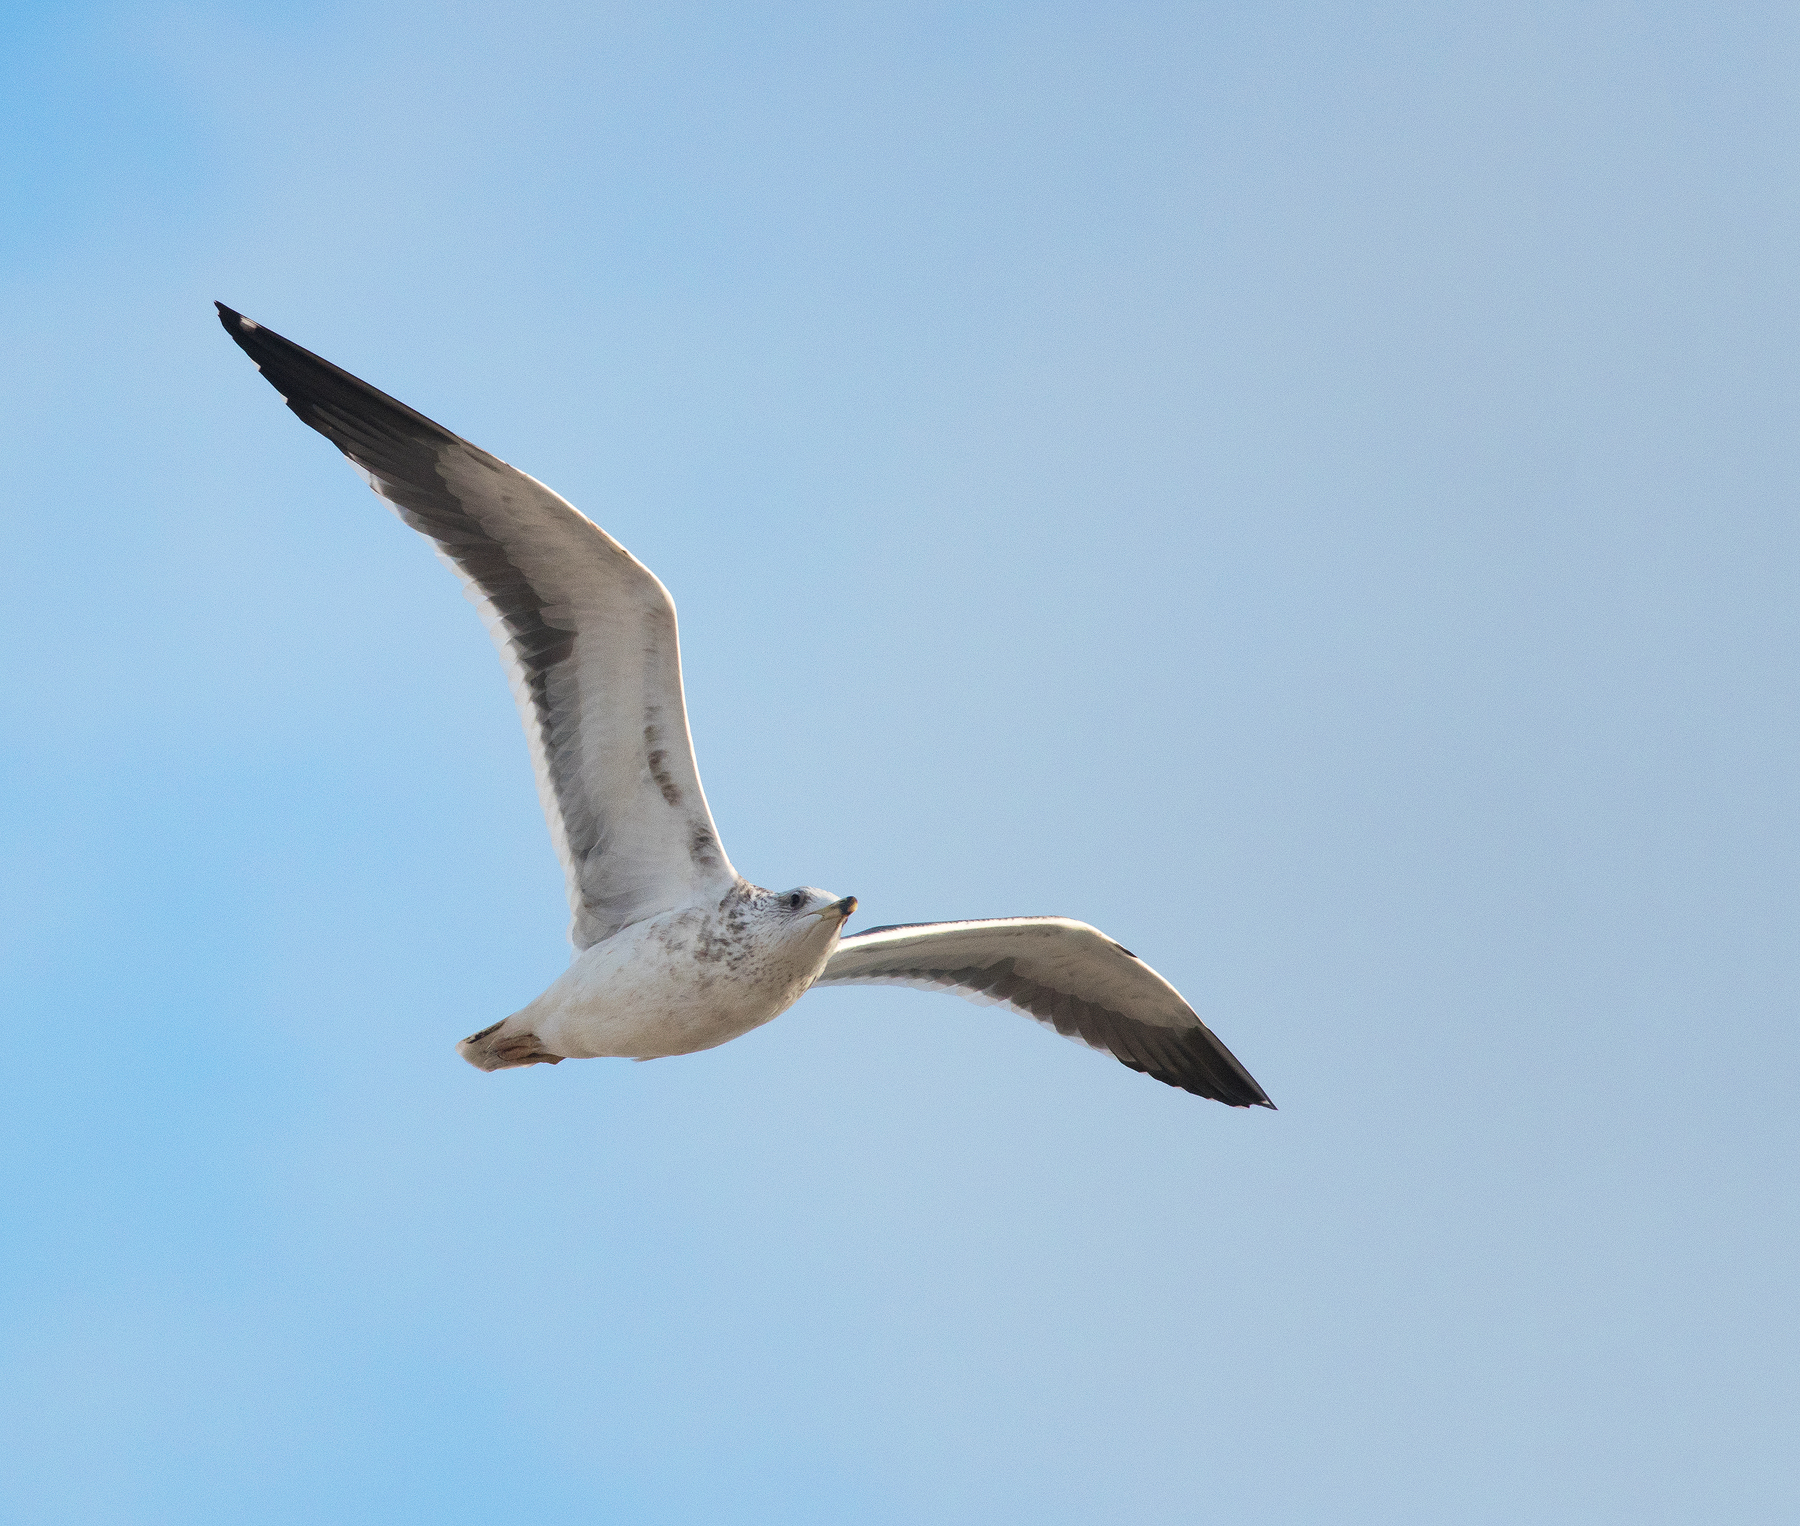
[217, 304, 1274, 1109]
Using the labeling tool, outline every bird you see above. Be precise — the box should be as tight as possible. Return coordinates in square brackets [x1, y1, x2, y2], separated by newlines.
[217, 303, 1274, 1109]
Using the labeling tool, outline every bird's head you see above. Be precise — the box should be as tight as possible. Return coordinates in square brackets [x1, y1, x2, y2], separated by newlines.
[781, 886, 857, 925]
[760, 885, 858, 956]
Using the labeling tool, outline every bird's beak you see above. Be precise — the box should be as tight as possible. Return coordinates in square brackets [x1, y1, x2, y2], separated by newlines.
[819, 895, 857, 923]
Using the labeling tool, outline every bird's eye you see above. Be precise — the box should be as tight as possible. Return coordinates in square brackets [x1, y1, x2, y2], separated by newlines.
[787, 892, 804, 910]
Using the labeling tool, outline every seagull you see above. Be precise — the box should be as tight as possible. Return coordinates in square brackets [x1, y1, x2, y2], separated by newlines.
[218, 304, 1274, 1109]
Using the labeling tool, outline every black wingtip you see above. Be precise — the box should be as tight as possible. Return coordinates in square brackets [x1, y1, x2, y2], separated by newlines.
[214, 302, 261, 350]
[211, 302, 468, 451]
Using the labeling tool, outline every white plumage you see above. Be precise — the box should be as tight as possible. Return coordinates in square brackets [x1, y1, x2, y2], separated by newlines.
[219, 303, 1273, 1108]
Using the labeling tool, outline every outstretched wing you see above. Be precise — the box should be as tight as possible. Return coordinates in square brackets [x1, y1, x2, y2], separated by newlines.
[218, 303, 737, 950]
[815, 918, 1273, 1106]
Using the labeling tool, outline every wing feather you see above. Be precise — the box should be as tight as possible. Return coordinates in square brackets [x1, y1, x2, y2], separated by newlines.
[815, 917, 1274, 1107]
[218, 304, 737, 948]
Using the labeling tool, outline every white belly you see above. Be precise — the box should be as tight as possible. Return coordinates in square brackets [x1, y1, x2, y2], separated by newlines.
[520, 901, 835, 1060]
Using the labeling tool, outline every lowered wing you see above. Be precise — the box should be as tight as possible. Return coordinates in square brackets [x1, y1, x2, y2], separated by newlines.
[815, 917, 1273, 1106]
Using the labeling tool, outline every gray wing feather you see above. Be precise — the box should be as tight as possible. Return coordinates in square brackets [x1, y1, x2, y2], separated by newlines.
[815, 917, 1274, 1107]
[218, 304, 737, 949]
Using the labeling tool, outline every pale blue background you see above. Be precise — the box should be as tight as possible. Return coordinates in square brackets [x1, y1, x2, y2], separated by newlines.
[3, 3, 1796, 1521]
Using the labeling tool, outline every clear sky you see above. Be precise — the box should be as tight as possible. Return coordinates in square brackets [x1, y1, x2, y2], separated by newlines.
[3, 2, 1796, 1522]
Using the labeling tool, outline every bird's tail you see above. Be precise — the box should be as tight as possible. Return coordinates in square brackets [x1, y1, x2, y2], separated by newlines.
[456, 1018, 564, 1071]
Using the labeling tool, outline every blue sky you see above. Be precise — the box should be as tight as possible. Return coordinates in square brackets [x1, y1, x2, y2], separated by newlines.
[3, 2, 1797, 1521]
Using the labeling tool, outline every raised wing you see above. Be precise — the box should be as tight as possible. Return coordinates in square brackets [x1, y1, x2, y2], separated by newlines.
[816, 918, 1273, 1106]
[217, 303, 737, 949]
